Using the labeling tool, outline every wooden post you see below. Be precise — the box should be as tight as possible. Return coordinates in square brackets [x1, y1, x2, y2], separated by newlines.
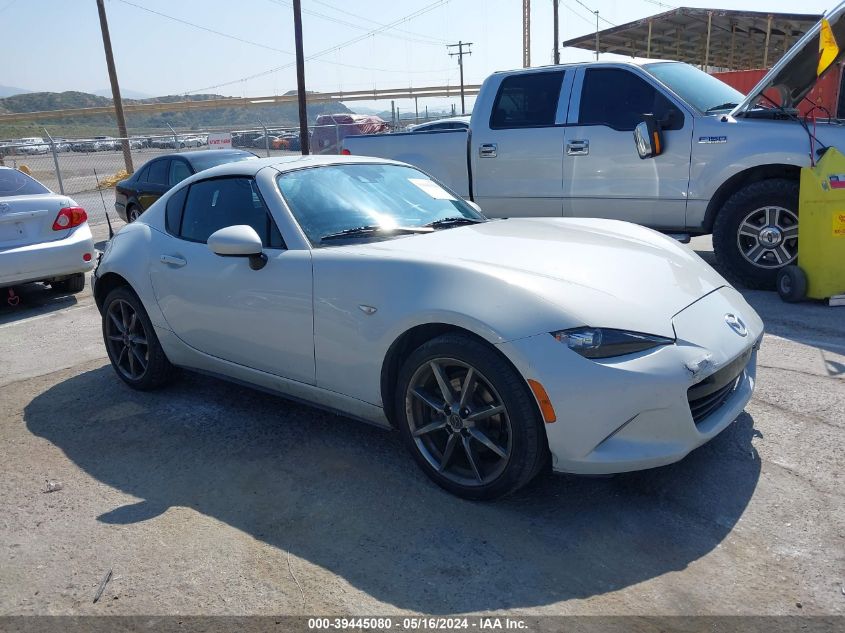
[646, 20, 653, 59]
[95, 0, 133, 173]
[293, 0, 310, 155]
[763, 14, 773, 68]
[553, 0, 560, 64]
[703, 11, 713, 70]
[729, 24, 736, 70]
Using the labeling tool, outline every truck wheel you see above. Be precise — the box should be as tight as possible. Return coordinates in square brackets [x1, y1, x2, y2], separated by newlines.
[777, 265, 807, 303]
[712, 179, 799, 290]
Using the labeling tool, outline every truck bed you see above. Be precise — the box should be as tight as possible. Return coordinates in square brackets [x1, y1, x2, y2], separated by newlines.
[342, 129, 470, 198]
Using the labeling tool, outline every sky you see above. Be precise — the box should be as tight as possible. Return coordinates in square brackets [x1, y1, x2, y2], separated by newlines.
[0, 0, 837, 113]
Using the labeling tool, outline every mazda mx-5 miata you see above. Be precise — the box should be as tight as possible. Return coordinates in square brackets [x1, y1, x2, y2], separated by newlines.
[93, 155, 763, 499]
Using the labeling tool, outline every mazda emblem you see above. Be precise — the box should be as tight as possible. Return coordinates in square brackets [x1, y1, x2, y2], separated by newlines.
[725, 313, 748, 337]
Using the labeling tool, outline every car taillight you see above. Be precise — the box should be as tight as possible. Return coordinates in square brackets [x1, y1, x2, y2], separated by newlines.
[52, 207, 87, 231]
[341, 148, 351, 155]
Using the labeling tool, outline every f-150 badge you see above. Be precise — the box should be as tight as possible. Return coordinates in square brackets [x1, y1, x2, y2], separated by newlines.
[698, 136, 728, 144]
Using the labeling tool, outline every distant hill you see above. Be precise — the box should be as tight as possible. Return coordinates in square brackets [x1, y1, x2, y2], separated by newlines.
[0, 85, 33, 98]
[92, 87, 152, 99]
[0, 90, 354, 137]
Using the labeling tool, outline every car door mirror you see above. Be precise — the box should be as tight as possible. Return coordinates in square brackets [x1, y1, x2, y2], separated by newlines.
[207, 225, 267, 270]
[466, 200, 483, 214]
[634, 114, 664, 159]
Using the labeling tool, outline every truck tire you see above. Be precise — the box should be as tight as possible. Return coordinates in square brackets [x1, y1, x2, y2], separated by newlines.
[713, 179, 800, 290]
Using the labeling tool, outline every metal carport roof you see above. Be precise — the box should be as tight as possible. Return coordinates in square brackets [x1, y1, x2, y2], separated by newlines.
[562, 7, 822, 70]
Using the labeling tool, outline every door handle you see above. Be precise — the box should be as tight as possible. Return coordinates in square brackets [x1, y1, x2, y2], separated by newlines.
[566, 140, 590, 156]
[479, 143, 498, 158]
[160, 254, 187, 267]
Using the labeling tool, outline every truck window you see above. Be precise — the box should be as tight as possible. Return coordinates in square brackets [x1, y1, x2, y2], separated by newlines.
[490, 71, 564, 129]
[578, 68, 683, 131]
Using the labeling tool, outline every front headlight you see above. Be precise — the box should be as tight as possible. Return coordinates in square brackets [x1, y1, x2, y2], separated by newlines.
[551, 327, 674, 359]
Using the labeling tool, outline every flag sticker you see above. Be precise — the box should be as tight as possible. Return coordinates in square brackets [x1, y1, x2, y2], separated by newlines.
[828, 174, 845, 189]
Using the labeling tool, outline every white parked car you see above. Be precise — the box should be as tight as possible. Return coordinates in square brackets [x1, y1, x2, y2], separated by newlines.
[0, 167, 96, 293]
[17, 137, 49, 155]
[408, 116, 471, 132]
[93, 156, 763, 499]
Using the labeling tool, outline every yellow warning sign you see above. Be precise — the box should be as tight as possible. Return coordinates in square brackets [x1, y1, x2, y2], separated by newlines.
[834, 212, 845, 237]
[819, 18, 840, 76]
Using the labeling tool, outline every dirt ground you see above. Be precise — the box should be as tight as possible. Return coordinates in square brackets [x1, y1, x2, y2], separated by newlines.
[0, 226, 843, 616]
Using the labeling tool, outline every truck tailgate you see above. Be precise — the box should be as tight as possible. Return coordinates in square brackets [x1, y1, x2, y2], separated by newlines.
[342, 129, 470, 198]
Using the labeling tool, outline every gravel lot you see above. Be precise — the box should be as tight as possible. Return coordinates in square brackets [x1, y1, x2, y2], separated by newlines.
[0, 225, 843, 616]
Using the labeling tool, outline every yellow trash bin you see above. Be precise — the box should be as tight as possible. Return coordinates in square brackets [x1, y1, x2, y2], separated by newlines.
[777, 147, 845, 304]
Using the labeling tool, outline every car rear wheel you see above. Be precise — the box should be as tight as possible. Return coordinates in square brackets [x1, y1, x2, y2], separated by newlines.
[395, 333, 547, 500]
[52, 273, 85, 294]
[713, 179, 799, 289]
[102, 287, 172, 390]
[127, 205, 141, 223]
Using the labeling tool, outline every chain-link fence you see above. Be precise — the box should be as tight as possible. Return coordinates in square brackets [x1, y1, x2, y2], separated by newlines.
[0, 119, 394, 225]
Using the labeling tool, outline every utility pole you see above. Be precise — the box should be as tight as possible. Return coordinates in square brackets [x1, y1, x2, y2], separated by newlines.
[553, 0, 560, 64]
[523, 0, 531, 67]
[96, 0, 133, 173]
[447, 41, 472, 115]
[594, 10, 600, 60]
[292, 0, 310, 154]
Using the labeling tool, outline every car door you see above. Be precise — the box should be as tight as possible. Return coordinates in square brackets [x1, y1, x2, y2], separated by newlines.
[138, 158, 171, 210]
[471, 69, 572, 217]
[563, 66, 693, 228]
[148, 176, 315, 384]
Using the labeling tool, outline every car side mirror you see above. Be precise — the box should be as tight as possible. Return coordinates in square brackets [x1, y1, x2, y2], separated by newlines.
[634, 114, 664, 159]
[207, 225, 267, 270]
[466, 200, 483, 214]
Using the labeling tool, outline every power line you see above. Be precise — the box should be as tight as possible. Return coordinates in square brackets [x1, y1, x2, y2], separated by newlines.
[572, 0, 616, 26]
[183, 0, 452, 94]
[311, 0, 448, 44]
[267, 0, 446, 46]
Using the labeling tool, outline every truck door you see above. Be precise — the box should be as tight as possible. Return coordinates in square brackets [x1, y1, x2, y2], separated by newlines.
[471, 69, 571, 218]
[563, 66, 692, 229]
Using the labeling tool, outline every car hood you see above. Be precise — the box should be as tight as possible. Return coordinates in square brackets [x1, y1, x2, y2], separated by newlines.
[732, 2, 845, 115]
[353, 218, 728, 338]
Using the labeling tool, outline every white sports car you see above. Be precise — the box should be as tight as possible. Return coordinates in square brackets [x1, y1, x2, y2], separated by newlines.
[1, 167, 95, 293]
[93, 156, 763, 499]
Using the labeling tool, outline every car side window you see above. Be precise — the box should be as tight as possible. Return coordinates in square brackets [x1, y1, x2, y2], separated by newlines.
[490, 71, 565, 129]
[165, 186, 188, 235]
[178, 177, 284, 248]
[169, 160, 192, 186]
[578, 68, 684, 132]
[135, 165, 150, 183]
[147, 159, 170, 186]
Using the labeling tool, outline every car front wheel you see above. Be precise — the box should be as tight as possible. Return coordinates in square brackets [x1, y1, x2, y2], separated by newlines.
[102, 286, 172, 390]
[713, 178, 799, 289]
[395, 333, 547, 500]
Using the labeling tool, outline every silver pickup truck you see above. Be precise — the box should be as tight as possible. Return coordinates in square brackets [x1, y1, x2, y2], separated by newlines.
[343, 4, 845, 289]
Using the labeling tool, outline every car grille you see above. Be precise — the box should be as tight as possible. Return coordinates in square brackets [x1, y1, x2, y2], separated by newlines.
[687, 348, 752, 425]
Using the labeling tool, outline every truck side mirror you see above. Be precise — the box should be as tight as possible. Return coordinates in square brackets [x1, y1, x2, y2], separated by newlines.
[634, 114, 664, 159]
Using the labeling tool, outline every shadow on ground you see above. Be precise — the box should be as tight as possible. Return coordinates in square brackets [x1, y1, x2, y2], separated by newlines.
[25, 365, 760, 612]
[0, 282, 79, 325]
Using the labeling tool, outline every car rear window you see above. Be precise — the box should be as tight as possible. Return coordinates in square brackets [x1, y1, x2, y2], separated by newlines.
[0, 169, 50, 196]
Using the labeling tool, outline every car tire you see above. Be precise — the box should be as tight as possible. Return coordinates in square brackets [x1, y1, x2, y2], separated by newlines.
[102, 286, 173, 390]
[713, 178, 800, 290]
[52, 273, 85, 294]
[394, 333, 547, 500]
[127, 205, 141, 223]
[777, 265, 808, 303]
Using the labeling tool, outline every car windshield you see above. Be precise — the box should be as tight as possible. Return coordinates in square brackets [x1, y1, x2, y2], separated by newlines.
[277, 163, 484, 246]
[189, 151, 255, 172]
[0, 169, 50, 196]
[643, 62, 745, 113]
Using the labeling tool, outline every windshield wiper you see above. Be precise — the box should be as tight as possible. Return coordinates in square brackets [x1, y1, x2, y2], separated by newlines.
[705, 102, 739, 113]
[423, 217, 484, 229]
[320, 225, 433, 242]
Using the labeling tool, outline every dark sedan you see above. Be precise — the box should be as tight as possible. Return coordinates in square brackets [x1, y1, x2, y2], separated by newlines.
[114, 149, 256, 222]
